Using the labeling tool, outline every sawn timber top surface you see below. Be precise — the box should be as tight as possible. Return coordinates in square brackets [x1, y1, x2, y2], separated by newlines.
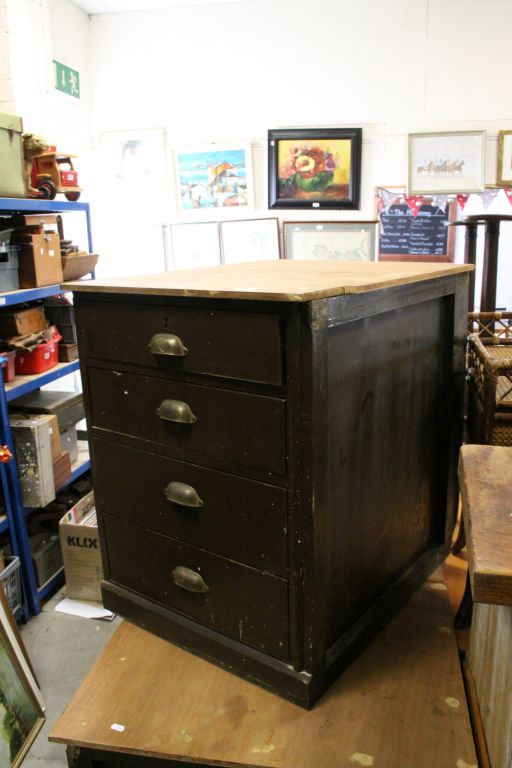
[49, 572, 477, 768]
[459, 444, 512, 606]
[64, 260, 472, 302]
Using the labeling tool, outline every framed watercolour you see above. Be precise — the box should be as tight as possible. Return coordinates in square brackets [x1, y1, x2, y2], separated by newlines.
[219, 218, 281, 264]
[408, 131, 485, 194]
[174, 143, 254, 213]
[284, 221, 377, 261]
[170, 221, 221, 270]
[497, 130, 512, 187]
[0, 597, 44, 767]
[268, 128, 362, 210]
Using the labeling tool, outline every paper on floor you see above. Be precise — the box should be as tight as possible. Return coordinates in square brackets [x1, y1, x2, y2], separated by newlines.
[55, 597, 115, 620]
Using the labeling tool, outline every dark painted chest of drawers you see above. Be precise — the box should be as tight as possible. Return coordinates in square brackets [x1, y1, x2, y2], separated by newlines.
[70, 260, 470, 707]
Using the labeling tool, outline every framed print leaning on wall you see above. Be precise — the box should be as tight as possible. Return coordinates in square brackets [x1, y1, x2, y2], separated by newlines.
[284, 221, 377, 261]
[219, 218, 281, 264]
[170, 221, 221, 270]
[268, 128, 362, 210]
[0, 597, 44, 767]
[174, 143, 254, 213]
[497, 130, 512, 187]
[408, 131, 485, 194]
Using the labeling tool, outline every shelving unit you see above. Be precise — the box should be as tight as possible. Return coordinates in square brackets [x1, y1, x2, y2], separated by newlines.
[0, 198, 93, 617]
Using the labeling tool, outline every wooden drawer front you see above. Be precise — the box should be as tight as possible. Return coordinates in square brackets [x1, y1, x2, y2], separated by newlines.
[103, 514, 289, 660]
[92, 438, 288, 574]
[76, 301, 282, 385]
[88, 368, 286, 476]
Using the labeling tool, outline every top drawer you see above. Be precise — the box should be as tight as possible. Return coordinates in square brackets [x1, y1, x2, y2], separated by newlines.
[75, 300, 282, 386]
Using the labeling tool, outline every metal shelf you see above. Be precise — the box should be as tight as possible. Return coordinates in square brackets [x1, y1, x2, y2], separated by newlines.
[0, 196, 93, 616]
[5, 361, 81, 402]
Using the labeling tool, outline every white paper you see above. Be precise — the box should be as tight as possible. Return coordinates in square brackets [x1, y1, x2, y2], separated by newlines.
[54, 597, 115, 620]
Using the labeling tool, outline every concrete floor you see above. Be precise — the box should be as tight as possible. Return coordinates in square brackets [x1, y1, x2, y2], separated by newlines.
[20, 589, 120, 768]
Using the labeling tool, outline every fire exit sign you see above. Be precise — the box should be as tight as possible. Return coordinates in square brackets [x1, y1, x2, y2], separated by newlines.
[53, 60, 80, 99]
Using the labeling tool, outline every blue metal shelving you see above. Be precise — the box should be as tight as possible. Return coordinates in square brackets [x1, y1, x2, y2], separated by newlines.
[0, 198, 93, 617]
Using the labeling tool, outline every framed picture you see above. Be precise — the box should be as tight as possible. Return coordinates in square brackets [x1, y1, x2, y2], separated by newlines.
[174, 143, 254, 213]
[0, 597, 44, 767]
[219, 218, 281, 264]
[268, 128, 362, 210]
[497, 130, 512, 187]
[170, 221, 221, 270]
[100, 128, 170, 221]
[284, 221, 377, 262]
[408, 131, 485, 194]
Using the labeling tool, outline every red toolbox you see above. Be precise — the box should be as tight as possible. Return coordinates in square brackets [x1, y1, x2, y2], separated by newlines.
[0, 349, 16, 382]
[15, 327, 61, 375]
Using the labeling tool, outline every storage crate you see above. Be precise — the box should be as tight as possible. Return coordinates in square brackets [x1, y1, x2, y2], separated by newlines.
[15, 328, 61, 375]
[43, 302, 77, 344]
[0, 556, 22, 616]
[0, 245, 19, 292]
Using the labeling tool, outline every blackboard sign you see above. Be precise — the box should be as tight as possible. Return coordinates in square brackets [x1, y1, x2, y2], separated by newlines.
[379, 201, 456, 262]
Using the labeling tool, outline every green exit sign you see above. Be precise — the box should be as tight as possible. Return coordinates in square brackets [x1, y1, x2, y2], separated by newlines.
[53, 60, 80, 99]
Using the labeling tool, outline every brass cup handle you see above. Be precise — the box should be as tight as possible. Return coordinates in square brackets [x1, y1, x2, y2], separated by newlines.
[156, 399, 196, 424]
[148, 333, 188, 357]
[164, 481, 204, 508]
[172, 566, 209, 593]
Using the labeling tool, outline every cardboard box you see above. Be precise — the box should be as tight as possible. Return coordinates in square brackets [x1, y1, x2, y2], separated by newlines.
[14, 232, 63, 288]
[9, 414, 55, 507]
[0, 306, 47, 337]
[60, 424, 78, 463]
[59, 492, 102, 602]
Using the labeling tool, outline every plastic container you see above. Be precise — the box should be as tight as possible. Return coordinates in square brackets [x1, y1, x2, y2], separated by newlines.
[15, 328, 61, 376]
[0, 245, 19, 292]
[0, 349, 16, 382]
[43, 302, 77, 343]
[0, 556, 22, 616]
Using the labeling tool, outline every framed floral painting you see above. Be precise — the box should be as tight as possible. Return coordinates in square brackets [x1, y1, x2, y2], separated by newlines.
[268, 128, 362, 210]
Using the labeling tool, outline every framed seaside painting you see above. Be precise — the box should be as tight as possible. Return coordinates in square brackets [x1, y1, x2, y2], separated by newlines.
[408, 131, 485, 194]
[174, 143, 254, 213]
[0, 596, 44, 767]
[268, 128, 362, 210]
[219, 218, 281, 264]
[284, 221, 377, 261]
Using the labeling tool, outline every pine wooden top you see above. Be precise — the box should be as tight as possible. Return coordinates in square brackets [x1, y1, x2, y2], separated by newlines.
[49, 573, 476, 768]
[64, 260, 472, 302]
[459, 444, 512, 606]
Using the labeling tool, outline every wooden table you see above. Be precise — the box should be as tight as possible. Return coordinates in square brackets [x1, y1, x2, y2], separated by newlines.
[459, 444, 512, 768]
[49, 572, 477, 768]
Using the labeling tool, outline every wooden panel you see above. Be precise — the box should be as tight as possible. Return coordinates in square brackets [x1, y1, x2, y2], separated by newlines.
[49, 575, 477, 768]
[459, 444, 512, 605]
[65, 260, 472, 302]
[91, 438, 288, 574]
[324, 296, 452, 645]
[75, 301, 283, 386]
[87, 367, 287, 476]
[468, 602, 512, 768]
[103, 515, 290, 661]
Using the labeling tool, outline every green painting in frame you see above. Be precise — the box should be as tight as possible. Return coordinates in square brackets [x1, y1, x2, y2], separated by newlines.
[268, 128, 362, 210]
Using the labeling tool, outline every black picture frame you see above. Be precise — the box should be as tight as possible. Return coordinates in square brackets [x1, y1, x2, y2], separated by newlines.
[268, 128, 362, 210]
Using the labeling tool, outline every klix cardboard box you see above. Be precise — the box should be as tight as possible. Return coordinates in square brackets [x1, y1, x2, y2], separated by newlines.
[59, 491, 103, 602]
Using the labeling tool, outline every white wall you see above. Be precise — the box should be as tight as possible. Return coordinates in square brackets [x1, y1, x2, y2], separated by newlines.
[41, 0, 512, 305]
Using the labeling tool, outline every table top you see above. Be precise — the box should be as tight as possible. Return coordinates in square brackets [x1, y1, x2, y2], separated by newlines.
[459, 444, 512, 606]
[49, 571, 476, 768]
[64, 260, 472, 302]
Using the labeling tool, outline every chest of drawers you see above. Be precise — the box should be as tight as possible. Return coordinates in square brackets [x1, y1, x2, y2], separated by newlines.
[70, 260, 471, 707]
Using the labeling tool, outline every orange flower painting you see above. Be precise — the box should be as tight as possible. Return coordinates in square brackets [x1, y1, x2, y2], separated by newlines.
[268, 129, 362, 210]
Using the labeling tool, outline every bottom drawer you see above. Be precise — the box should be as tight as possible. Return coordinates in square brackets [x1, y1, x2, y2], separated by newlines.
[103, 515, 290, 661]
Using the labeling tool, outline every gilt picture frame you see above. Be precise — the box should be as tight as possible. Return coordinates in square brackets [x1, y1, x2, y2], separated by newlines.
[268, 128, 362, 210]
[497, 130, 512, 187]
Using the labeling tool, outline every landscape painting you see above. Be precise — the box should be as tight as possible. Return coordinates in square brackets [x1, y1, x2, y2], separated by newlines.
[175, 144, 253, 212]
[0, 627, 43, 767]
